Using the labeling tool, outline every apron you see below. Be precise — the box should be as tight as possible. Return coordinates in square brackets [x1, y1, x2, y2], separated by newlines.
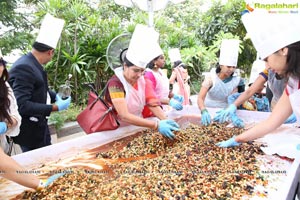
[150, 68, 170, 99]
[268, 70, 286, 108]
[148, 69, 170, 111]
[287, 76, 300, 123]
[114, 67, 146, 125]
[205, 71, 240, 108]
[173, 67, 190, 105]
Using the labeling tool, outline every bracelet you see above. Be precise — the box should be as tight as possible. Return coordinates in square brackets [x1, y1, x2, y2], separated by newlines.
[36, 179, 46, 190]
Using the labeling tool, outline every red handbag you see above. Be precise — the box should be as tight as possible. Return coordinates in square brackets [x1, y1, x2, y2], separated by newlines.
[77, 90, 120, 134]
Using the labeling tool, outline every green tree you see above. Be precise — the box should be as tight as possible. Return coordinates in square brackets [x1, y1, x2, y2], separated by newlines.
[0, 0, 35, 54]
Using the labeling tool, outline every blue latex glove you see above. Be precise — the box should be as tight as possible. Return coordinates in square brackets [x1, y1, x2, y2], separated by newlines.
[227, 92, 241, 105]
[213, 104, 237, 123]
[44, 173, 65, 187]
[0, 122, 8, 135]
[231, 114, 245, 128]
[158, 119, 180, 139]
[284, 113, 297, 124]
[216, 136, 240, 148]
[38, 172, 65, 190]
[173, 94, 184, 104]
[201, 109, 211, 126]
[169, 98, 183, 111]
[55, 94, 71, 111]
[254, 97, 270, 112]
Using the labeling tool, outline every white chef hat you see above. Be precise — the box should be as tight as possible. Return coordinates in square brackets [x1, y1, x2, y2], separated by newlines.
[126, 24, 163, 68]
[219, 39, 240, 67]
[248, 59, 266, 85]
[242, 11, 300, 59]
[36, 13, 65, 49]
[168, 48, 182, 63]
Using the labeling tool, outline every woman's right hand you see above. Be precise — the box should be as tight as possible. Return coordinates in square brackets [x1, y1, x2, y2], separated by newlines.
[158, 120, 180, 139]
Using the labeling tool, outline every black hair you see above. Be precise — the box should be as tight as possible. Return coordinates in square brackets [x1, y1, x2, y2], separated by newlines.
[32, 41, 53, 52]
[123, 55, 134, 67]
[173, 60, 187, 69]
[215, 63, 221, 73]
[0, 57, 7, 67]
[147, 55, 160, 69]
[0, 59, 12, 124]
[285, 41, 300, 78]
[215, 63, 234, 76]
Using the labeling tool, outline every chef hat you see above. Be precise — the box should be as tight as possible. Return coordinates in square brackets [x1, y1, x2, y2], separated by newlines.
[248, 59, 266, 85]
[168, 48, 182, 63]
[242, 11, 300, 59]
[219, 39, 240, 67]
[126, 24, 163, 68]
[36, 13, 65, 49]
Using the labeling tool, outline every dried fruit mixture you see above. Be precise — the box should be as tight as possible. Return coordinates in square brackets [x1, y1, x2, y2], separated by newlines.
[20, 123, 268, 200]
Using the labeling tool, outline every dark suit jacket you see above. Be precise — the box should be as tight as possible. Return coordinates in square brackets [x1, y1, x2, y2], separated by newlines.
[8, 52, 56, 149]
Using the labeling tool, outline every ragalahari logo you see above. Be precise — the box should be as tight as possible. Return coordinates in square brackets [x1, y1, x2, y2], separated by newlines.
[244, 0, 299, 14]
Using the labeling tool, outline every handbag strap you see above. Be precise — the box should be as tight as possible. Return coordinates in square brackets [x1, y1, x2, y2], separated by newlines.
[90, 83, 120, 125]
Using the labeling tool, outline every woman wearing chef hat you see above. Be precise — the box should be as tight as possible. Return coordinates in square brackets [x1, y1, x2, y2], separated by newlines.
[8, 14, 71, 152]
[197, 39, 242, 127]
[214, 58, 297, 126]
[103, 24, 180, 139]
[168, 48, 190, 106]
[217, 11, 300, 147]
[142, 52, 184, 118]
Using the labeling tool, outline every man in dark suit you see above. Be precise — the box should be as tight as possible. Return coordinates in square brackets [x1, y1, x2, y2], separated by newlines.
[8, 14, 71, 152]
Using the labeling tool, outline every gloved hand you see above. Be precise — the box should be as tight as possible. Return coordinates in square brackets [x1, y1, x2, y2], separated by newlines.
[231, 114, 245, 128]
[254, 97, 270, 112]
[227, 93, 241, 105]
[284, 113, 297, 124]
[213, 104, 237, 123]
[216, 136, 240, 148]
[55, 94, 71, 111]
[158, 119, 180, 139]
[38, 172, 65, 190]
[0, 122, 8, 135]
[173, 94, 184, 103]
[169, 98, 183, 111]
[201, 109, 211, 126]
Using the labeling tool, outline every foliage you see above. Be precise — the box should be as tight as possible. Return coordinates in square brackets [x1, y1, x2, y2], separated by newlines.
[0, 0, 35, 53]
[48, 111, 66, 130]
[48, 103, 82, 130]
[3, 0, 257, 105]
